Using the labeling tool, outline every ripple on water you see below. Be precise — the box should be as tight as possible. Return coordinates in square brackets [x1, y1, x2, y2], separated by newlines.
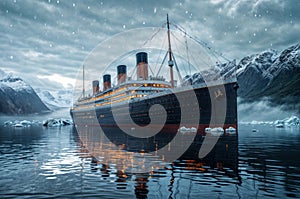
[0, 122, 299, 198]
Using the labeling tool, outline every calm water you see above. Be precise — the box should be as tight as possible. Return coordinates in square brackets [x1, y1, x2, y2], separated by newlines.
[0, 112, 299, 198]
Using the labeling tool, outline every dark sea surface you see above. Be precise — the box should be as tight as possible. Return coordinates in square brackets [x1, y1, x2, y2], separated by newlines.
[0, 110, 299, 198]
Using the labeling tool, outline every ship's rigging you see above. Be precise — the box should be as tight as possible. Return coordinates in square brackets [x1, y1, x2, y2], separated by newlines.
[79, 15, 236, 98]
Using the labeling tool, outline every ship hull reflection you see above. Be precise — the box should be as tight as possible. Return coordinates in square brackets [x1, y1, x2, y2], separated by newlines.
[74, 125, 239, 198]
[74, 125, 238, 174]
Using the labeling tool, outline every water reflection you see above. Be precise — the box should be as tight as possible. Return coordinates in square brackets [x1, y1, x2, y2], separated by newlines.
[238, 125, 300, 198]
[0, 120, 299, 198]
[74, 125, 239, 198]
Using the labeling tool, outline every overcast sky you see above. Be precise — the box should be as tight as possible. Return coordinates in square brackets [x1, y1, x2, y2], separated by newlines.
[0, 0, 299, 91]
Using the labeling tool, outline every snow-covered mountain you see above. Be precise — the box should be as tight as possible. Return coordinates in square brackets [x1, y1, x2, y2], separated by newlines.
[182, 61, 236, 86]
[236, 43, 300, 114]
[0, 69, 49, 115]
[236, 43, 299, 99]
[35, 89, 72, 110]
[182, 43, 300, 113]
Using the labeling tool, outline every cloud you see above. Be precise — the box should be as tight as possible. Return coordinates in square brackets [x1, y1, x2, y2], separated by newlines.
[0, 0, 298, 92]
[238, 97, 296, 122]
[37, 74, 75, 89]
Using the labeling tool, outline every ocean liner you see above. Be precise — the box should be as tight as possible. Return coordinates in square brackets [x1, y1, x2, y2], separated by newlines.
[70, 15, 238, 156]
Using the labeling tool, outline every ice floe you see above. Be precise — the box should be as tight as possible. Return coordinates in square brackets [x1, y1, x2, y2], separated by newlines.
[178, 126, 197, 134]
[225, 126, 236, 134]
[205, 127, 224, 136]
[241, 116, 300, 127]
[2, 118, 72, 128]
[42, 118, 73, 127]
[3, 120, 38, 127]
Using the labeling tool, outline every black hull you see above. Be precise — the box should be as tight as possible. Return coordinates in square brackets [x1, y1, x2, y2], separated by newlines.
[71, 82, 238, 160]
[72, 82, 237, 128]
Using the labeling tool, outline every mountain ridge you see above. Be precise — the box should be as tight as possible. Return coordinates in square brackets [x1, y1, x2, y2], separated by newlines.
[184, 43, 300, 113]
[0, 69, 49, 115]
[1, 43, 299, 115]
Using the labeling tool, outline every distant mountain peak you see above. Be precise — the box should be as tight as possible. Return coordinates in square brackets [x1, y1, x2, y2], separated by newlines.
[35, 89, 72, 110]
[0, 69, 49, 115]
[0, 69, 33, 92]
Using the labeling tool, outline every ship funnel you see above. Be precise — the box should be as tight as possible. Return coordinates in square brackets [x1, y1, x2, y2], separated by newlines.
[136, 52, 148, 80]
[92, 80, 99, 95]
[117, 65, 127, 85]
[103, 74, 111, 91]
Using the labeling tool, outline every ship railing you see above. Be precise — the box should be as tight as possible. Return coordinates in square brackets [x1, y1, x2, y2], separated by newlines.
[128, 77, 236, 103]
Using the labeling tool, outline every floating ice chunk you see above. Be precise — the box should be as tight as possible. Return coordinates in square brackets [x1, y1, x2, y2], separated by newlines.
[43, 118, 73, 127]
[20, 120, 31, 126]
[178, 126, 197, 134]
[205, 127, 211, 132]
[14, 123, 24, 128]
[4, 121, 13, 126]
[178, 126, 188, 133]
[283, 116, 300, 126]
[190, 127, 197, 133]
[225, 126, 236, 134]
[211, 127, 224, 132]
[31, 120, 41, 125]
[275, 123, 284, 128]
[207, 127, 224, 136]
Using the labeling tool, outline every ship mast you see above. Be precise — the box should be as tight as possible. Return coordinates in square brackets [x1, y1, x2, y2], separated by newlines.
[167, 14, 175, 88]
